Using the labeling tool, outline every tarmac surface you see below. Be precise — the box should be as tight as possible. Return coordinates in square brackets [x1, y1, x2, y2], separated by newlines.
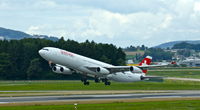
[0, 90, 200, 103]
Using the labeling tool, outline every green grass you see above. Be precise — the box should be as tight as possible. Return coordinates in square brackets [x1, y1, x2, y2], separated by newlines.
[1, 100, 200, 110]
[149, 70, 200, 79]
[150, 67, 200, 70]
[0, 80, 199, 91]
[0, 92, 44, 94]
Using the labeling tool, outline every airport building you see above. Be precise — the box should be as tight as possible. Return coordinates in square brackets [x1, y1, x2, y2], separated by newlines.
[179, 58, 200, 67]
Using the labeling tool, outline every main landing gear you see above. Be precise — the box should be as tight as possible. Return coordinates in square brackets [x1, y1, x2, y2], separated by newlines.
[105, 81, 111, 85]
[81, 78, 90, 85]
[102, 78, 111, 85]
[94, 78, 100, 83]
[81, 77, 111, 85]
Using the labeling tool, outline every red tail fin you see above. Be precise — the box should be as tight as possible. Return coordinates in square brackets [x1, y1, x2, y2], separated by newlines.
[139, 56, 152, 74]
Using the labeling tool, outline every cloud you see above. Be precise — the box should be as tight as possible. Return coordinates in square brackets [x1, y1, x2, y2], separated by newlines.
[27, 26, 42, 35]
[194, 2, 200, 12]
[1, 0, 200, 47]
[33, 0, 58, 9]
[0, 0, 11, 10]
[158, 14, 173, 29]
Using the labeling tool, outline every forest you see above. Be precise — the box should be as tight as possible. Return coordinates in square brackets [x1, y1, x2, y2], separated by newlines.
[124, 45, 174, 61]
[0, 38, 125, 80]
[173, 42, 200, 51]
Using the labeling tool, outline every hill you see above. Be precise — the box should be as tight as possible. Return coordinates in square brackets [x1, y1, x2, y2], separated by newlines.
[0, 27, 59, 41]
[0, 27, 31, 39]
[154, 40, 200, 49]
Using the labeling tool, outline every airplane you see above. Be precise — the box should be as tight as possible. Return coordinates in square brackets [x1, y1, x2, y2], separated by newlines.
[39, 47, 164, 85]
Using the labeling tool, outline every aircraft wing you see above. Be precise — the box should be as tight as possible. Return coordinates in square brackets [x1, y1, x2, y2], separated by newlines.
[86, 66, 131, 73]
[86, 64, 167, 73]
[137, 64, 168, 68]
[105, 66, 134, 73]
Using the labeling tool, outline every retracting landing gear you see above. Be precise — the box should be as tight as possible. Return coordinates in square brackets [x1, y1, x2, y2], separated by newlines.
[84, 81, 90, 85]
[81, 77, 110, 85]
[105, 81, 111, 85]
[81, 78, 90, 85]
[103, 78, 111, 85]
[94, 78, 100, 83]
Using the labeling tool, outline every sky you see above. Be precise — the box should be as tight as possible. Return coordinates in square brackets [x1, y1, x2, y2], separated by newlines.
[0, 0, 200, 47]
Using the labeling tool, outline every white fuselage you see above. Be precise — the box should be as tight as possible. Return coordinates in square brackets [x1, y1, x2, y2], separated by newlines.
[39, 47, 145, 82]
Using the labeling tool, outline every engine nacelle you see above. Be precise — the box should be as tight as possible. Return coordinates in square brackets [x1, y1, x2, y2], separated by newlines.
[52, 66, 73, 75]
[96, 67, 110, 75]
[130, 66, 143, 73]
[128, 74, 145, 81]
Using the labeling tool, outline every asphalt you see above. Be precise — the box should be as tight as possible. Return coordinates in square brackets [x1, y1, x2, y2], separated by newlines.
[0, 90, 200, 103]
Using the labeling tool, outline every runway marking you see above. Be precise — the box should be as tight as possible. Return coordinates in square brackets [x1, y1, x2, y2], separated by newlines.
[0, 102, 9, 104]
[144, 96, 181, 98]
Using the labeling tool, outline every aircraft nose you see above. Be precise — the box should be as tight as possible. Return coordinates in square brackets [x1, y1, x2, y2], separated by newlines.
[38, 49, 45, 56]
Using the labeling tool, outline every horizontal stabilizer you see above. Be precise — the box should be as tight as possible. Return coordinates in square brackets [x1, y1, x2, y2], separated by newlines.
[143, 76, 164, 82]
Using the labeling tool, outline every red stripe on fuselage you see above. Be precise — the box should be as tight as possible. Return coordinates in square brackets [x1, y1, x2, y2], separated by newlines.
[60, 50, 74, 57]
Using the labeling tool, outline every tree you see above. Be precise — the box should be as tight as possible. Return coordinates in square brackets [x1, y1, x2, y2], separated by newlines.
[100, 55, 111, 64]
[140, 45, 146, 50]
[143, 48, 173, 61]
[116, 58, 125, 66]
[173, 42, 192, 49]
[26, 58, 42, 80]
[0, 38, 126, 80]
[0, 53, 12, 79]
[177, 49, 191, 57]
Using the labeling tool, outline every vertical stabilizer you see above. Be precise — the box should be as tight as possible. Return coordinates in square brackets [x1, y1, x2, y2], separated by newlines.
[139, 56, 152, 73]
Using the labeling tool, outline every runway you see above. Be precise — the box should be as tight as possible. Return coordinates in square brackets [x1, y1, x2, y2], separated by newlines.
[0, 90, 200, 103]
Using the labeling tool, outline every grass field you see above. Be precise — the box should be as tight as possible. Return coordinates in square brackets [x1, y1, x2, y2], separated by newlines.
[0, 100, 200, 110]
[0, 68, 198, 91]
[0, 68, 199, 109]
[0, 79, 199, 91]
[149, 69, 200, 79]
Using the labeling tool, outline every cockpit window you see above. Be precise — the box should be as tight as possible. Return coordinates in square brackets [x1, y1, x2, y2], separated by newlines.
[42, 48, 49, 51]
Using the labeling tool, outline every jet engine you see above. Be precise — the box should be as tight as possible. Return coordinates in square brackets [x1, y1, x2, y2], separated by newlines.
[52, 66, 73, 74]
[96, 67, 110, 75]
[129, 66, 143, 73]
[130, 74, 146, 81]
[140, 75, 145, 80]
